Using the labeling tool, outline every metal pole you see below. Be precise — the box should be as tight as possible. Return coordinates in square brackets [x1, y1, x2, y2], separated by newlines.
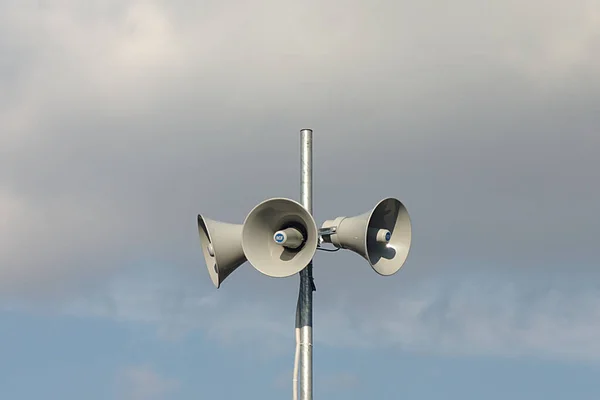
[298, 129, 314, 400]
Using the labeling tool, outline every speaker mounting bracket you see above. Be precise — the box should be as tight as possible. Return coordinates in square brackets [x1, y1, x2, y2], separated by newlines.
[318, 226, 337, 237]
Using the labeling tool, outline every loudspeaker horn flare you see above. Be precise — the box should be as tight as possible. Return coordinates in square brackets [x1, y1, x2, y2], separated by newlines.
[197, 215, 246, 288]
[320, 197, 412, 276]
[242, 197, 318, 278]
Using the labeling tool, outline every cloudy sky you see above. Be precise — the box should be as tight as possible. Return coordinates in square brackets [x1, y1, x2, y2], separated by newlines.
[1, 0, 600, 398]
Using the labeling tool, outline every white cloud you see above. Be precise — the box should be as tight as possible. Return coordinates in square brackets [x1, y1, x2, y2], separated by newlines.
[63, 270, 293, 357]
[58, 268, 600, 362]
[116, 365, 180, 400]
[314, 279, 600, 361]
[274, 369, 359, 391]
[320, 372, 360, 391]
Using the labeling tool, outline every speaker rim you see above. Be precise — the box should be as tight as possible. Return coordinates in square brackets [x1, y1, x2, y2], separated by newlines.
[365, 197, 412, 276]
[241, 197, 318, 278]
[197, 214, 221, 288]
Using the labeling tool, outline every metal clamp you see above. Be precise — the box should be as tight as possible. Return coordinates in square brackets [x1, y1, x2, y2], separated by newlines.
[318, 226, 337, 237]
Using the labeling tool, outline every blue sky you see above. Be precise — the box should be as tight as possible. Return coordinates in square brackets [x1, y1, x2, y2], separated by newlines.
[2, 307, 600, 399]
[1, 0, 600, 399]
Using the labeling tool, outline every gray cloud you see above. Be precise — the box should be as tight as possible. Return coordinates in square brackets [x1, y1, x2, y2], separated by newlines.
[1, 0, 600, 358]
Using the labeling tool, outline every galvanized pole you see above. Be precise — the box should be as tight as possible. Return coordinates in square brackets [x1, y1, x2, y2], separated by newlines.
[298, 129, 314, 400]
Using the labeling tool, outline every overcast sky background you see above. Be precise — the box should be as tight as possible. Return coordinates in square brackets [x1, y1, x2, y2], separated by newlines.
[1, 0, 600, 399]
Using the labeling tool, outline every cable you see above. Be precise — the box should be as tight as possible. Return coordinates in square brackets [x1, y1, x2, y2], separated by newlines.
[295, 246, 328, 398]
[316, 247, 340, 252]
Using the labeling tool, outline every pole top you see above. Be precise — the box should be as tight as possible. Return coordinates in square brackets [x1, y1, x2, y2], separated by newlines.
[300, 128, 313, 134]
